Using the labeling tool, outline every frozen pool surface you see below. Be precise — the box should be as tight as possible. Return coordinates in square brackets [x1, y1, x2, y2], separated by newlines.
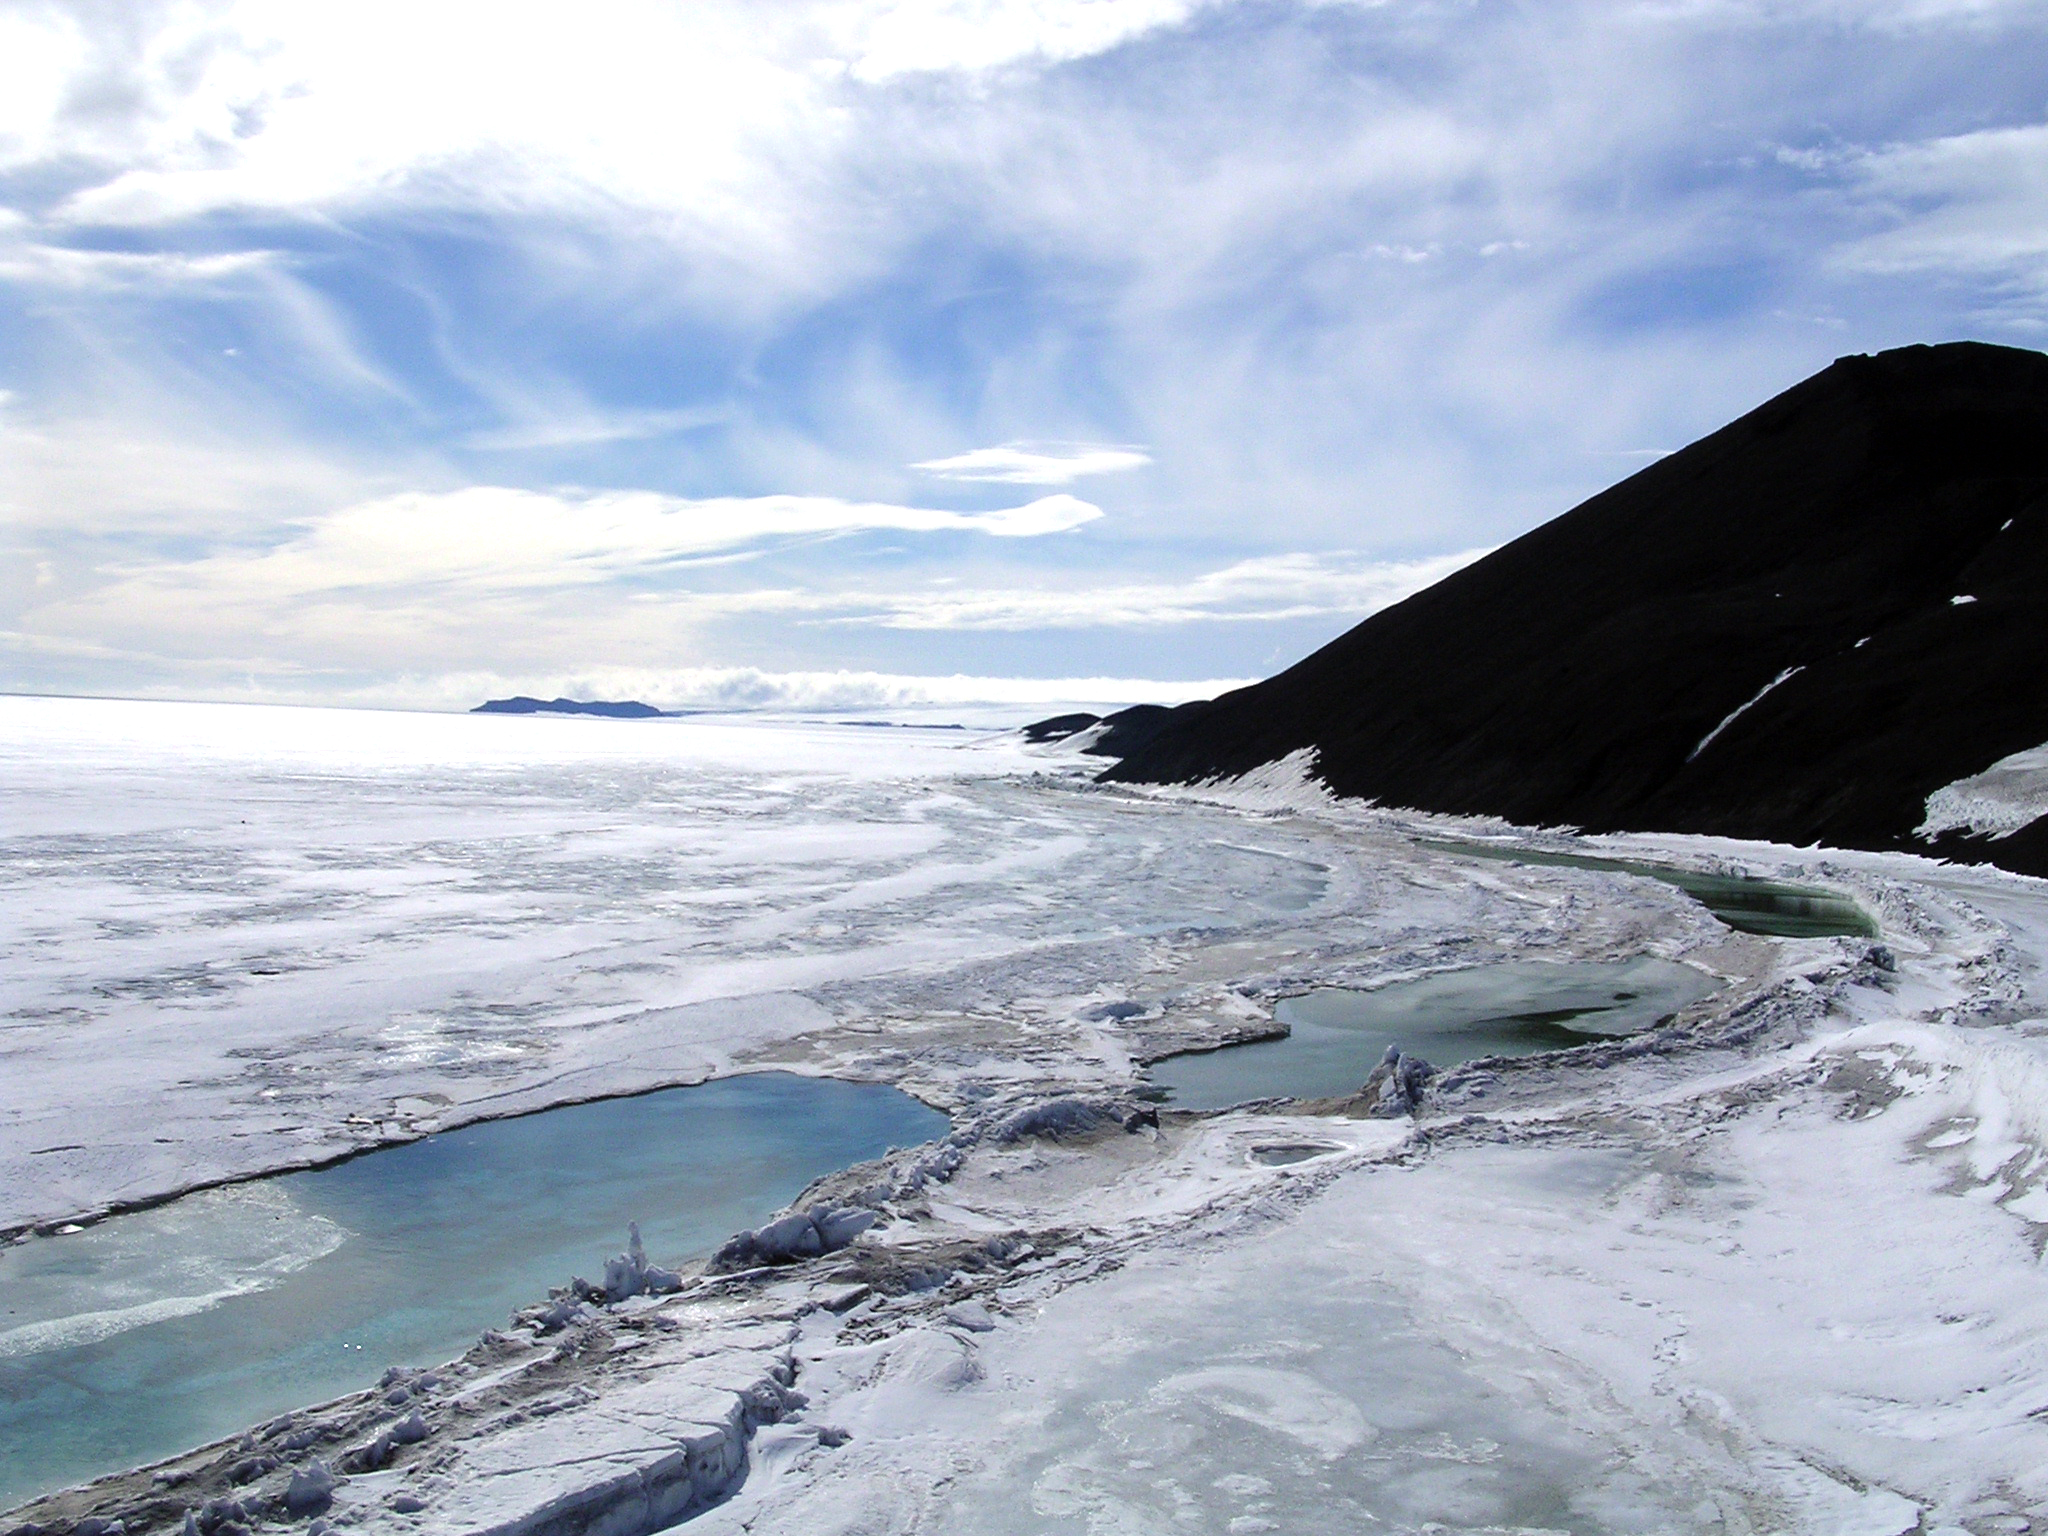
[0, 1072, 946, 1512]
[1150, 957, 1722, 1109]
[929, 1150, 1693, 1536]
[1418, 838, 1877, 938]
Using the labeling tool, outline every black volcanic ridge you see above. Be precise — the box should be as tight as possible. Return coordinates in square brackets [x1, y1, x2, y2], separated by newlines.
[473, 697, 672, 718]
[1103, 341, 2048, 876]
[1021, 704, 1189, 755]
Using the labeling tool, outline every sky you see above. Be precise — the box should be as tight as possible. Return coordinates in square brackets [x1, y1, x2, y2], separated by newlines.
[2, 0, 2046, 714]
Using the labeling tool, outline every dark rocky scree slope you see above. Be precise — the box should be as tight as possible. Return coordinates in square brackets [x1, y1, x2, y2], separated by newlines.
[1098, 342, 2048, 876]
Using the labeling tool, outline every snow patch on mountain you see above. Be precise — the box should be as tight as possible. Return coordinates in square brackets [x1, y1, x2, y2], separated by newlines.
[1195, 747, 1337, 813]
[1688, 665, 1804, 763]
[1919, 739, 2048, 840]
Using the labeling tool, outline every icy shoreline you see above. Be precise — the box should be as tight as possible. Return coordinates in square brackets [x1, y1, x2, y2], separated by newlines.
[13, 697, 2048, 1533]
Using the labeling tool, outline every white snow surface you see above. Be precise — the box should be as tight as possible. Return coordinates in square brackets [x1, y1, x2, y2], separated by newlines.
[1920, 736, 2048, 840]
[13, 696, 2048, 1533]
[1190, 746, 1341, 815]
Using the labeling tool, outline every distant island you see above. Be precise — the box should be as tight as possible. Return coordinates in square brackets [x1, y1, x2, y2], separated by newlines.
[472, 696, 674, 719]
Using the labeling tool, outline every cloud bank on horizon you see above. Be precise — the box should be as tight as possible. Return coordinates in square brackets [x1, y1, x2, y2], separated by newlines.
[1, 0, 2045, 712]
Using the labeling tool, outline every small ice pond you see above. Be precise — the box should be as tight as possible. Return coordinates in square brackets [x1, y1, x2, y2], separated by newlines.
[1150, 957, 1723, 1110]
[0, 1072, 946, 1512]
[1419, 838, 1877, 939]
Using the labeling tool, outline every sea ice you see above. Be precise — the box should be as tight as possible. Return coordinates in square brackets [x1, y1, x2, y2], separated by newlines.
[17, 694, 2048, 1536]
[1, 694, 1700, 1236]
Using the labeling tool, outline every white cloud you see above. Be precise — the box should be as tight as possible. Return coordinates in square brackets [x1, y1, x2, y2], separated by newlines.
[0, 620, 1243, 714]
[0, 243, 275, 291]
[5, 0, 1205, 236]
[1622, 0, 2038, 21]
[912, 442, 1153, 484]
[466, 547, 1484, 633]
[29, 498, 1455, 638]
[834, 0, 1207, 80]
[1835, 121, 2048, 294]
[6, 0, 2044, 711]
[0, 413, 385, 535]
[0, 7, 87, 168]
[62, 484, 1103, 600]
[814, 548, 1489, 628]
[15, 506, 1478, 692]
[462, 407, 733, 452]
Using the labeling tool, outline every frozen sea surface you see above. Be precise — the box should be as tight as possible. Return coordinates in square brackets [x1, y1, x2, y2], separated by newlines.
[1, 695, 1399, 1234]
[0, 1072, 945, 1510]
[29, 693, 2031, 1533]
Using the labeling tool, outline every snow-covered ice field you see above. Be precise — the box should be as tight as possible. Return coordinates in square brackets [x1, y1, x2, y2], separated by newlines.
[2, 693, 1695, 1238]
[10, 693, 2048, 1535]
[3, 695, 1074, 1233]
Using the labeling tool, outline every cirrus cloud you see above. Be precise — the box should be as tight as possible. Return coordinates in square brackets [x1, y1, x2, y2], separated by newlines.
[813, 549, 1489, 629]
[134, 484, 1106, 598]
[1833, 120, 2048, 308]
[912, 442, 1154, 484]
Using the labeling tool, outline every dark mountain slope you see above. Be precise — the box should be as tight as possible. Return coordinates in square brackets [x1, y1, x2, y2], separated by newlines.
[1020, 704, 1202, 755]
[1104, 342, 2048, 874]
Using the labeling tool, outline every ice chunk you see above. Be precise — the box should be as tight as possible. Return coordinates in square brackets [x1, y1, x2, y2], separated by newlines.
[602, 1253, 642, 1303]
[1919, 737, 2048, 840]
[944, 1300, 996, 1333]
[282, 1460, 335, 1513]
[599, 1220, 674, 1302]
[756, 1212, 826, 1261]
[814, 1207, 878, 1249]
[1361, 1044, 1436, 1116]
[711, 1204, 881, 1270]
[992, 1098, 1112, 1143]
